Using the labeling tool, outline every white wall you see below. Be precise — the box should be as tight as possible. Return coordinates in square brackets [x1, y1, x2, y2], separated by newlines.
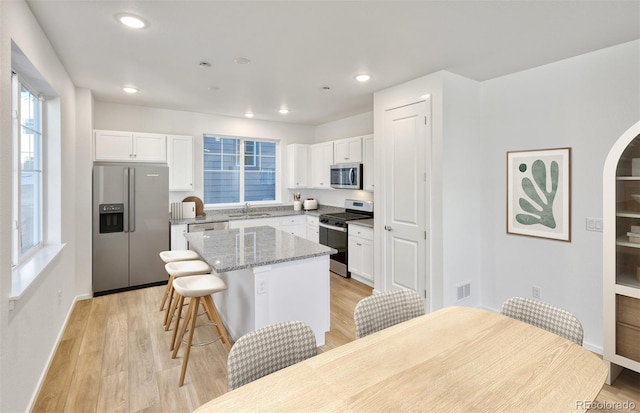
[0, 2, 85, 412]
[315, 111, 373, 143]
[479, 40, 640, 352]
[94, 102, 316, 205]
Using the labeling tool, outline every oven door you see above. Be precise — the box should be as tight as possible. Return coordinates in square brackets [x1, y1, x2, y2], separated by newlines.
[319, 223, 349, 277]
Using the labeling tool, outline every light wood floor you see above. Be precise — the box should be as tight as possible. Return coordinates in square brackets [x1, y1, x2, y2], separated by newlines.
[33, 273, 639, 413]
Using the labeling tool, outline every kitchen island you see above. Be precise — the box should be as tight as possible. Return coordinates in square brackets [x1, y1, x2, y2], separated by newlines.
[185, 226, 335, 345]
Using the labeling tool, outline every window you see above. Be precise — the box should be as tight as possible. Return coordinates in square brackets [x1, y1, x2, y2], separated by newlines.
[203, 135, 278, 205]
[12, 73, 44, 265]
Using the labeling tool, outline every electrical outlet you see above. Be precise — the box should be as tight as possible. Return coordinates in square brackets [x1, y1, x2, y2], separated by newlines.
[58, 289, 62, 304]
[532, 286, 541, 300]
[456, 282, 471, 301]
[257, 280, 267, 295]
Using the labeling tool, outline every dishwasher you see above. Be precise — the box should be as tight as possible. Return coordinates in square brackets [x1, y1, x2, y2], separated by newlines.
[187, 221, 229, 232]
[185, 221, 229, 249]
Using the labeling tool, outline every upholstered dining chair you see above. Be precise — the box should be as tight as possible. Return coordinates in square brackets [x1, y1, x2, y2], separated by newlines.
[501, 296, 584, 345]
[227, 321, 318, 390]
[354, 289, 425, 339]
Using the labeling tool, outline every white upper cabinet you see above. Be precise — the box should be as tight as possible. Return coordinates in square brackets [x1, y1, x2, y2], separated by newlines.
[132, 132, 167, 162]
[287, 144, 309, 188]
[167, 135, 193, 191]
[94, 130, 134, 161]
[362, 134, 374, 191]
[95, 130, 166, 162]
[334, 136, 363, 164]
[309, 141, 334, 189]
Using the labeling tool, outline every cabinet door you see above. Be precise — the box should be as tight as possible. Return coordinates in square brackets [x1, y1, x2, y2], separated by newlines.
[348, 236, 362, 274]
[282, 223, 306, 238]
[334, 137, 362, 163]
[229, 217, 280, 230]
[363, 135, 374, 191]
[310, 142, 334, 188]
[95, 130, 133, 161]
[168, 135, 193, 191]
[287, 144, 309, 188]
[306, 216, 319, 242]
[170, 224, 188, 250]
[133, 133, 167, 162]
[306, 224, 319, 243]
[281, 215, 306, 237]
[360, 237, 374, 281]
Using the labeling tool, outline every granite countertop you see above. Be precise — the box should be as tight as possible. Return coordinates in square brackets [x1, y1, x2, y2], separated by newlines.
[347, 218, 374, 229]
[170, 205, 344, 225]
[185, 226, 337, 273]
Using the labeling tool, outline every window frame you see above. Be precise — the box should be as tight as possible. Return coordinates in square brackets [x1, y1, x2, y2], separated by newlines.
[12, 72, 44, 266]
[203, 134, 280, 207]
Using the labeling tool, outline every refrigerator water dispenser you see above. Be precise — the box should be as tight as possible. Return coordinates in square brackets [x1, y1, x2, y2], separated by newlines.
[99, 203, 124, 233]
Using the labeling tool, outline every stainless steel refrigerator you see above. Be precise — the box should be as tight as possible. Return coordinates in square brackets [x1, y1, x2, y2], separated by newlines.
[92, 163, 169, 294]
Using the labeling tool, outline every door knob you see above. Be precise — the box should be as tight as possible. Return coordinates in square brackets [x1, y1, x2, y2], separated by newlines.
[384, 225, 393, 231]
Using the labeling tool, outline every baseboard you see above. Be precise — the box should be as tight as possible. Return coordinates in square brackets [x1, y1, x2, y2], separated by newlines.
[26, 294, 92, 412]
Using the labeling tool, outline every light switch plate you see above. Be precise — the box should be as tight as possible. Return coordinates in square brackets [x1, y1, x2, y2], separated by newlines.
[586, 217, 603, 232]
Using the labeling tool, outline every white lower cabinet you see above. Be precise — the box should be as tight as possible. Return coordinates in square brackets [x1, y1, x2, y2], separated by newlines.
[348, 224, 374, 285]
[306, 216, 319, 243]
[280, 215, 307, 238]
[228, 217, 280, 230]
[170, 224, 188, 250]
[228, 215, 306, 238]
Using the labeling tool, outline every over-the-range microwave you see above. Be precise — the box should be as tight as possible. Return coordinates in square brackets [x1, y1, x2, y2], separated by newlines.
[330, 163, 362, 189]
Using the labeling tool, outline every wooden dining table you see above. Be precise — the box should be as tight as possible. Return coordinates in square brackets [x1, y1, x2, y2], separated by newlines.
[194, 306, 608, 412]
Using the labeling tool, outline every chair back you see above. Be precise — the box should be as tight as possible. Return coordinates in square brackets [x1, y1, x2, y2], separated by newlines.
[227, 321, 317, 390]
[354, 289, 425, 339]
[501, 297, 584, 345]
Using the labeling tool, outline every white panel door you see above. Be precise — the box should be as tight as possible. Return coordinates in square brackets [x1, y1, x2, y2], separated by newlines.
[384, 99, 430, 300]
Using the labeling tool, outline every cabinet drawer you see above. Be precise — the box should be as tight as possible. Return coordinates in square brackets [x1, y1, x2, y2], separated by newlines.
[617, 295, 640, 328]
[281, 215, 306, 226]
[349, 225, 373, 241]
[307, 215, 319, 226]
[617, 322, 640, 362]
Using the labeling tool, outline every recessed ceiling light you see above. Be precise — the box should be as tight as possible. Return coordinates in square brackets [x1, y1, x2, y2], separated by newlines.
[199, 61, 212, 68]
[234, 57, 251, 65]
[354, 74, 372, 82]
[122, 86, 139, 94]
[116, 13, 147, 29]
[207, 86, 220, 91]
[320, 86, 331, 91]
[279, 108, 289, 114]
[245, 112, 255, 118]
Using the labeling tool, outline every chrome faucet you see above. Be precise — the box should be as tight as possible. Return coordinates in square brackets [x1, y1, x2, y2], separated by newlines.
[243, 202, 251, 215]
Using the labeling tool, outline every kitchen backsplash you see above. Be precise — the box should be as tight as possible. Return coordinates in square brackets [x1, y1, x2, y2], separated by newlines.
[290, 188, 373, 208]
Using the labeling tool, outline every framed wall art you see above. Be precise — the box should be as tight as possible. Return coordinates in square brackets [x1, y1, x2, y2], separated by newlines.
[507, 147, 571, 242]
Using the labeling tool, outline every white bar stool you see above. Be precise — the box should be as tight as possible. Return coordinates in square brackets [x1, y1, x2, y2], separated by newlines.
[158, 250, 201, 312]
[163, 260, 211, 330]
[171, 274, 232, 387]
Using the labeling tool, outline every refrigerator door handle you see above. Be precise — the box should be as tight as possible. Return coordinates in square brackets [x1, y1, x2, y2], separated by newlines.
[123, 167, 129, 232]
[130, 167, 136, 232]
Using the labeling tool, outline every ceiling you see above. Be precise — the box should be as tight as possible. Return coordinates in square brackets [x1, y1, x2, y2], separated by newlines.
[25, 1, 640, 126]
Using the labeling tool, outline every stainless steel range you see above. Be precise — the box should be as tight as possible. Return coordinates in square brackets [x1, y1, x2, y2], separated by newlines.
[319, 199, 373, 277]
